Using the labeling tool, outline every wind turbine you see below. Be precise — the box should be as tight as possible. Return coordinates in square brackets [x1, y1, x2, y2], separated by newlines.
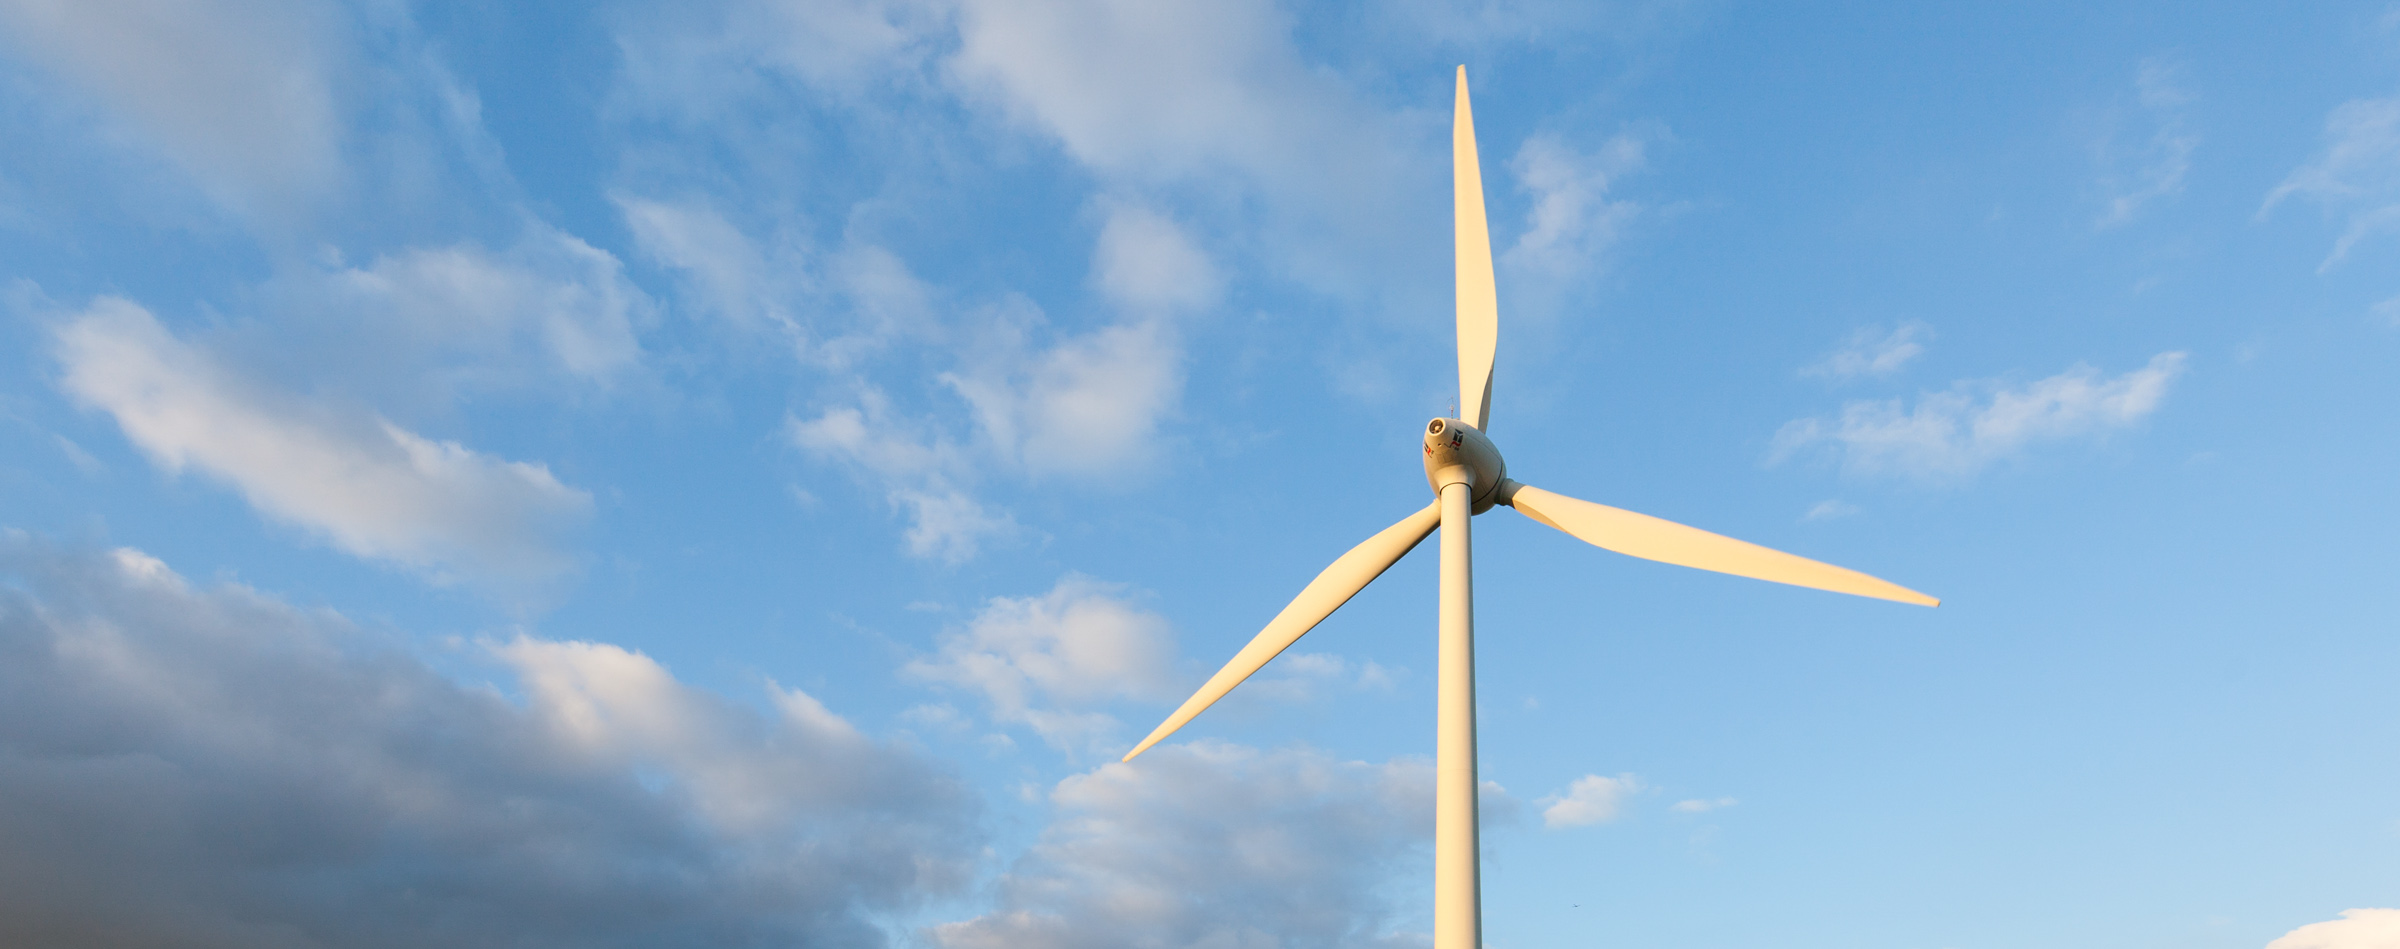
[1121, 67, 1938, 949]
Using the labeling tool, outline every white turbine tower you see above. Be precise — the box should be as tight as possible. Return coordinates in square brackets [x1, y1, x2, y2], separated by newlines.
[1122, 67, 1938, 949]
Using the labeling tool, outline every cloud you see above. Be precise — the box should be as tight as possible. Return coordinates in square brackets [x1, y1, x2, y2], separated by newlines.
[2262, 94, 2400, 270]
[615, 193, 805, 340]
[905, 574, 1175, 749]
[928, 741, 1451, 949]
[1801, 500, 1859, 522]
[789, 390, 1014, 563]
[0, 534, 977, 949]
[53, 298, 592, 592]
[2094, 57, 2197, 229]
[1502, 131, 1650, 287]
[1540, 773, 1643, 828]
[944, 0, 1379, 188]
[2265, 909, 2400, 949]
[944, 310, 1184, 481]
[610, 0, 943, 112]
[1235, 651, 1400, 705]
[1090, 201, 1221, 315]
[1371, 0, 1696, 50]
[775, 220, 1185, 560]
[1670, 796, 1737, 814]
[0, 0, 344, 224]
[277, 227, 651, 399]
[1801, 323, 1929, 380]
[1771, 352, 2189, 479]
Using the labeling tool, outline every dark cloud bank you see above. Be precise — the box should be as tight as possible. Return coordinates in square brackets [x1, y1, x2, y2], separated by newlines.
[0, 533, 976, 948]
[0, 533, 1448, 948]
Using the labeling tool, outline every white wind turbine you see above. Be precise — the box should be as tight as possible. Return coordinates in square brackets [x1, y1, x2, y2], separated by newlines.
[1122, 68, 1938, 948]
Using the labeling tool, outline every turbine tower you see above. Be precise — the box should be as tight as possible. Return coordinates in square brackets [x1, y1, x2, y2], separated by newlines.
[1123, 67, 1938, 949]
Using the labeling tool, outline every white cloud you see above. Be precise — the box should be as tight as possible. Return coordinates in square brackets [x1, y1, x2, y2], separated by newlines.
[906, 574, 1174, 749]
[615, 195, 937, 370]
[2375, 294, 2400, 327]
[789, 390, 1015, 563]
[1802, 323, 1929, 380]
[1235, 651, 1400, 705]
[1771, 352, 2189, 479]
[1372, 0, 1693, 50]
[2262, 94, 2400, 270]
[1540, 773, 1643, 828]
[1503, 131, 1649, 285]
[288, 227, 650, 393]
[2094, 57, 2197, 229]
[945, 0, 1376, 187]
[1670, 796, 1737, 814]
[0, 0, 343, 224]
[945, 313, 1184, 481]
[54, 298, 592, 592]
[929, 741, 1464, 949]
[2265, 909, 2400, 949]
[1802, 500, 1859, 522]
[611, 0, 942, 113]
[1090, 202, 1220, 315]
[0, 534, 976, 948]
[496, 635, 915, 834]
[779, 241, 1182, 559]
[616, 193, 803, 338]
[938, 0, 1430, 299]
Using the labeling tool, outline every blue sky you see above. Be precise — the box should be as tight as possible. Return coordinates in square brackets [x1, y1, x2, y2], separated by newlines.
[2, 1, 2397, 947]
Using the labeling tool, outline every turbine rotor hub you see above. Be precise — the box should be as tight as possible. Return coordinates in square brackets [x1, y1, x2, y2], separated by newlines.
[1422, 417, 1507, 513]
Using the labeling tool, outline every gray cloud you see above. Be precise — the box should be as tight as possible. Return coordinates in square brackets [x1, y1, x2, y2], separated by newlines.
[0, 533, 978, 949]
[929, 741, 1457, 949]
[0, 0, 344, 226]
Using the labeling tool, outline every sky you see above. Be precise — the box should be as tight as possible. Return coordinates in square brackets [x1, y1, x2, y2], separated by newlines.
[1, 1, 2397, 947]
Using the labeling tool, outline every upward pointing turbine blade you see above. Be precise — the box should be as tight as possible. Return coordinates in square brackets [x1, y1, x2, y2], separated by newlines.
[1504, 483, 1939, 607]
[1123, 501, 1444, 762]
[1454, 66, 1499, 432]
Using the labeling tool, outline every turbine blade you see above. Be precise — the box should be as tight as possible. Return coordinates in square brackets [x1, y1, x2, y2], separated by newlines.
[1504, 482, 1939, 607]
[1123, 501, 1443, 762]
[1454, 66, 1498, 432]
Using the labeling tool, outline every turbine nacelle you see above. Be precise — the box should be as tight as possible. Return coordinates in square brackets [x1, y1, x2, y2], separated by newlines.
[1422, 418, 1507, 514]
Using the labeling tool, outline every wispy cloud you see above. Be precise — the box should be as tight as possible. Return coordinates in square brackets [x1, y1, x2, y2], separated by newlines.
[1772, 352, 2188, 479]
[279, 227, 653, 401]
[2262, 94, 2400, 270]
[789, 388, 1015, 563]
[1671, 796, 1737, 814]
[1801, 323, 1930, 380]
[1540, 773, 1643, 828]
[2094, 57, 2198, 229]
[1090, 200, 1222, 314]
[1802, 500, 1859, 522]
[1503, 130, 1650, 287]
[904, 574, 1176, 751]
[0, 535, 976, 947]
[53, 298, 592, 595]
[789, 207, 1204, 560]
